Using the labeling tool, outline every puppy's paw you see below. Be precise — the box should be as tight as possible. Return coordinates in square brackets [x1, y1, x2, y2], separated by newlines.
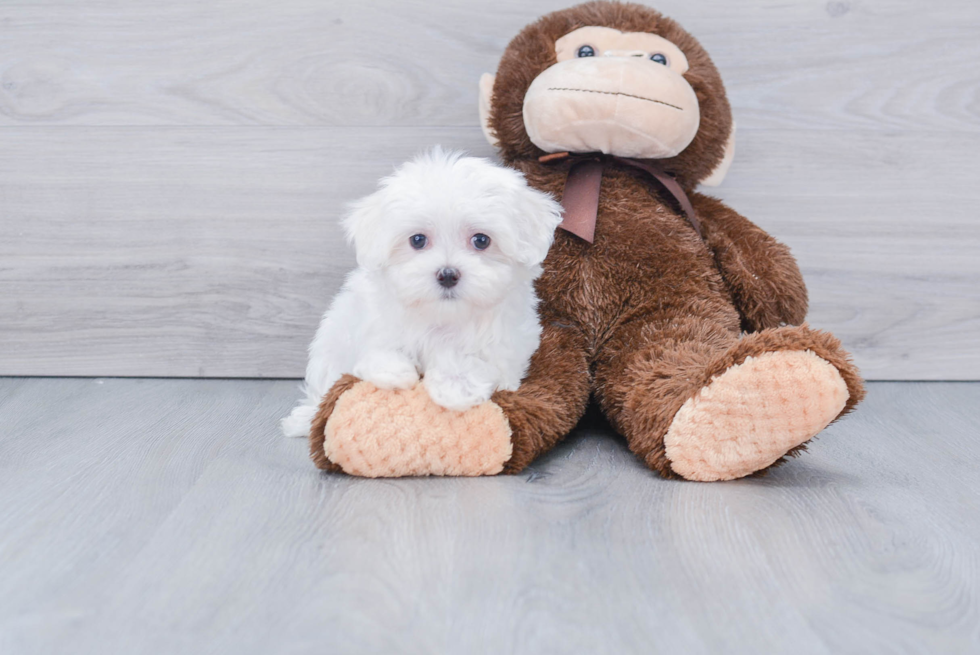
[497, 377, 523, 392]
[423, 369, 495, 412]
[353, 351, 419, 390]
[281, 403, 317, 438]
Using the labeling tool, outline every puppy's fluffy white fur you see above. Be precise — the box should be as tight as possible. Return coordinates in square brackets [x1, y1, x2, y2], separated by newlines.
[281, 148, 563, 437]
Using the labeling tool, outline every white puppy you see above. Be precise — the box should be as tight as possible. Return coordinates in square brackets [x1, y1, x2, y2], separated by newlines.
[281, 148, 563, 437]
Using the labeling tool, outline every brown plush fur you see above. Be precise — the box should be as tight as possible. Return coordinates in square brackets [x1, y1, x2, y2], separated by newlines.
[309, 1, 865, 479]
[476, 1, 864, 477]
[310, 374, 359, 472]
[489, 1, 732, 189]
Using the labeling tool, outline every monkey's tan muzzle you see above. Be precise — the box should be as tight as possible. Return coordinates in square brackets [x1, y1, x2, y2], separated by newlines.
[522, 57, 701, 159]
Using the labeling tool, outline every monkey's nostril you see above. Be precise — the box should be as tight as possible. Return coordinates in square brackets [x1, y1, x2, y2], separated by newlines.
[436, 267, 460, 289]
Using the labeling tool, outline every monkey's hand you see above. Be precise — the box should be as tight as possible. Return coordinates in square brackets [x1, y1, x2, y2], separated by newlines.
[691, 192, 808, 331]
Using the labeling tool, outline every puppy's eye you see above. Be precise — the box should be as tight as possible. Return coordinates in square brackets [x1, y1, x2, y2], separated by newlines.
[576, 45, 595, 58]
[409, 234, 427, 250]
[471, 233, 491, 251]
[649, 53, 668, 65]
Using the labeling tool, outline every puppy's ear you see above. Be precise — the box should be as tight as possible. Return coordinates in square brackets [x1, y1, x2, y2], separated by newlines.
[507, 181, 563, 267]
[342, 190, 390, 270]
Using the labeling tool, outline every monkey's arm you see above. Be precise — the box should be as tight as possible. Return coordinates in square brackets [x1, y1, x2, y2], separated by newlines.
[690, 192, 808, 331]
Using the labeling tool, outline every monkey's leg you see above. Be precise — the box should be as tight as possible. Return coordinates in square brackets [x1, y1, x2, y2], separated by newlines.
[308, 323, 592, 477]
[493, 322, 593, 473]
[594, 318, 864, 481]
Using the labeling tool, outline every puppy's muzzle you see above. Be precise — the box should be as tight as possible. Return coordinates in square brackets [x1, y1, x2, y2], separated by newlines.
[437, 267, 460, 289]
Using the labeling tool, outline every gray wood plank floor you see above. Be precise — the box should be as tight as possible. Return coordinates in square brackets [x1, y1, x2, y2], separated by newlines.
[1, 378, 977, 654]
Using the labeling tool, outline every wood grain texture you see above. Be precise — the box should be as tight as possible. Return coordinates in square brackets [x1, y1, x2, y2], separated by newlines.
[0, 0, 977, 132]
[1, 127, 977, 379]
[0, 0, 978, 379]
[0, 378, 978, 654]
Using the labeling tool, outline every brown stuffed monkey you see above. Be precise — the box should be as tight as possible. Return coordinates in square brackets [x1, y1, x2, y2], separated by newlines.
[309, 1, 865, 481]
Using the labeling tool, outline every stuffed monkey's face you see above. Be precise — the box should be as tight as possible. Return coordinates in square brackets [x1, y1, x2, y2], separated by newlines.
[522, 26, 701, 159]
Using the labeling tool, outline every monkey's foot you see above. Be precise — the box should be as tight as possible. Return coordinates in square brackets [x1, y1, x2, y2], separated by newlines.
[315, 381, 512, 477]
[663, 350, 849, 482]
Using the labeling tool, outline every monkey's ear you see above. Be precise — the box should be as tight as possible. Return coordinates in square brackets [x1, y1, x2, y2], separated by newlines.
[700, 122, 736, 187]
[478, 73, 499, 148]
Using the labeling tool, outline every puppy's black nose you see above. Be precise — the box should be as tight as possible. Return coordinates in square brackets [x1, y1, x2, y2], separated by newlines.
[437, 267, 460, 289]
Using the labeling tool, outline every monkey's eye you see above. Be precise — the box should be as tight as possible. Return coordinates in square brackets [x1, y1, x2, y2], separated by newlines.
[409, 234, 428, 250]
[576, 45, 595, 58]
[650, 53, 668, 65]
[471, 233, 491, 250]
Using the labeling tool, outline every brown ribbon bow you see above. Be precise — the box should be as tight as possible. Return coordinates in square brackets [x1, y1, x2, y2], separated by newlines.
[539, 151, 703, 244]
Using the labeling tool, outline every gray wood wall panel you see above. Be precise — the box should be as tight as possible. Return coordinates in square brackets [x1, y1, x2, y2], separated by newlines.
[1, 0, 978, 378]
[1, 0, 976, 133]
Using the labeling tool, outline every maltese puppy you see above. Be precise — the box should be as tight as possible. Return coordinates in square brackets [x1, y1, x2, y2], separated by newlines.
[281, 148, 563, 437]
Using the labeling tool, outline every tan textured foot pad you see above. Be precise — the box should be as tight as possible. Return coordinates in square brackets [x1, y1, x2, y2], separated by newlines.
[664, 350, 849, 482]
[323, 381, 513, 477]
